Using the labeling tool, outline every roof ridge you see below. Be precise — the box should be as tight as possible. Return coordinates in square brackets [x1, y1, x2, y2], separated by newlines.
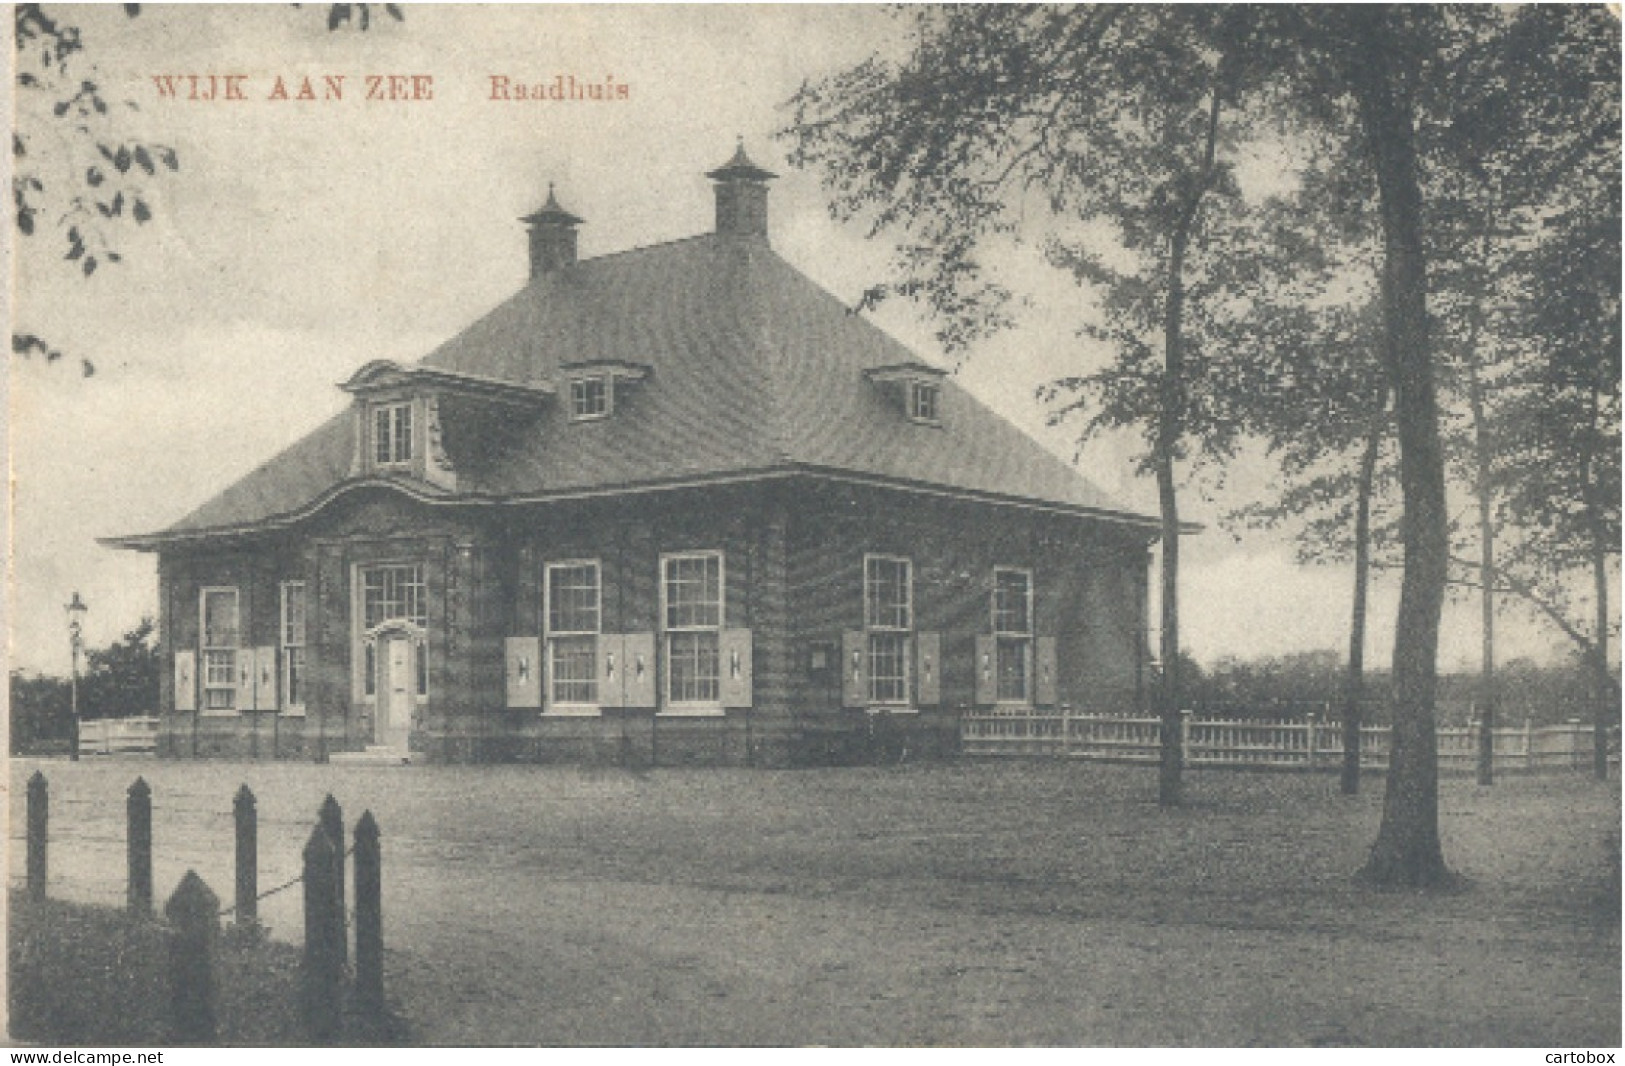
[750, 242, 1142, 519]
[744, 245, 798, 465]
[566, 230, 718, 271]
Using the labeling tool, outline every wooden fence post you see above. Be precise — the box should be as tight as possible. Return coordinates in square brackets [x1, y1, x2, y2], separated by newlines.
[165, 870, 219, 1043]
[354, 811, 383, 1017]
[1524, 717, 1535, 773]
[318, 794, 347, 965]
[26, 771, 48, 902]
[127, 777, 153, 915]
[1306, 712, 1318, 769]
[1180, 709, 1193, 765]
[302, 825, 344, 1042]
[234, 785, 257, 929]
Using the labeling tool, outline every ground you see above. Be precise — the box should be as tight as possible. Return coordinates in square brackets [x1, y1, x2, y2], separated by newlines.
[8, 756, 1620, 1046]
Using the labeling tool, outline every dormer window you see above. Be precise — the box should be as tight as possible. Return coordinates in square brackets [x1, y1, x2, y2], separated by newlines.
[373, 401, 414, 467]
[908, 382, 940, 424]
[340, 360, 556, 488]
[570, 376, 611, 420]
[864, 362, 948, 426]
[560, 359, 651, 423]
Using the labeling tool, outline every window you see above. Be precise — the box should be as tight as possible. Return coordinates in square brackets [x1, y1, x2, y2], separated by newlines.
[569, 376, 610, 420]
[546, 561, 600, 706]
[362, 564, 427, 630]
[865, 555, 912, 704]
[662, 552, 723, 706]
[200, 587, 239, 711]
[373, 401, 414, 466]
[908, 382, 940, 423]
[994, 568, 1032, 702]
[281, 581, 306, 709]
[360, 563, 428, 697]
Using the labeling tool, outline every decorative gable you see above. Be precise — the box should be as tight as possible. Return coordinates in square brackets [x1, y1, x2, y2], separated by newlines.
[339, 360, 555, 489]
[863, 362, 947, 426]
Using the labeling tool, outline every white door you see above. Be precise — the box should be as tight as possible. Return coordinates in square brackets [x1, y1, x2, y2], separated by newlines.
[376, 636, 414, 750]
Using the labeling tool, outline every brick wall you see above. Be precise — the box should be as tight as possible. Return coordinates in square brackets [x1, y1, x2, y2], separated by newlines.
[153, 478, 1151, 766]
[783, 480, 1152, 759]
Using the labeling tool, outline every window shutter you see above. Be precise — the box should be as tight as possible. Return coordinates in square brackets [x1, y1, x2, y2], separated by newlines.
[915, 632, 941, 706]
[842, 630, 866, 708]
[597, 634, 625, 709]
[235, 649, 256, 712]
[720, 628, 753, 708]
[622, 632, 657, 708]
[506, 636, 541, 709]
[254, 646, 277, 710]
[174, 650, 196, 712]
[1036, 636, 1059, 707]
[974, 634, 997, 706]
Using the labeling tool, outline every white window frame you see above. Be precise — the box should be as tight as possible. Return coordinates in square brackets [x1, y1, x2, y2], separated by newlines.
[372, 400, 414, 468]
[544, 559, 601, 714]
[907, 382, 940, 424]
[569, 376, 612, 421]
[199, 586, 240, 715]
[659, 550, 725, 715]
[864, 554, 913, 707]
[354, 562, 429, 704]
[280, 580, 307, 714]
[993, 567, 1034, 705]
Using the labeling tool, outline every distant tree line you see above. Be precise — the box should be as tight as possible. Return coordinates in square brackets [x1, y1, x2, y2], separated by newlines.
[1175, 649, 1614, 730]
[10, 617, 158, 754]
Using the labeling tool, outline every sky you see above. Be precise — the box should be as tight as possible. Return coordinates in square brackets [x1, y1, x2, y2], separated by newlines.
[7, 4, 1605, 678]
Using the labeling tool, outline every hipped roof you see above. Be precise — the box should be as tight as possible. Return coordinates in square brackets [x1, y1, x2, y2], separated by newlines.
[109, 231, 1161, 548]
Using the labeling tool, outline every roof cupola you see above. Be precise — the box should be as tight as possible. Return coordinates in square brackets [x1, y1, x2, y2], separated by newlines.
[706, 141, 777, 240]
[521, 184, 583, 278]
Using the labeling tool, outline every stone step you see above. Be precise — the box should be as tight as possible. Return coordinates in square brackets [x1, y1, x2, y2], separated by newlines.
[328, 746, 412, 766]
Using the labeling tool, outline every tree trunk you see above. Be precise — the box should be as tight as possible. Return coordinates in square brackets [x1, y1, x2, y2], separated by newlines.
[1467, 356, 1496, 786]
[1342, 389, 1385, 796]
[1583, 379, 1612, 781]
[1155, 84, 1225, 809]
[1347, 6, 1453, 888]
[1156, 450, 1183, 808]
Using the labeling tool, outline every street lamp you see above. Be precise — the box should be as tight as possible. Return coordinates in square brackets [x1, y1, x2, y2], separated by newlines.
[65, 592, 87, 761]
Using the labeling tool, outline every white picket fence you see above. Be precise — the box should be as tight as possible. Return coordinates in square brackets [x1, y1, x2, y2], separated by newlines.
[77, 716, 160, 756]
[961, 708, 1616, 773]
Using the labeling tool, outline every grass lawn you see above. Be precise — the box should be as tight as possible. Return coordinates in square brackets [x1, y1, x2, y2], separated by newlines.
[8, 756, 1620, 1046]
[7, 893, 409, 1045]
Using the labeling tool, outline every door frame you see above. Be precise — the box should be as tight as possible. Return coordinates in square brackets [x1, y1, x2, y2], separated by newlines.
[363, 621, 423, 751]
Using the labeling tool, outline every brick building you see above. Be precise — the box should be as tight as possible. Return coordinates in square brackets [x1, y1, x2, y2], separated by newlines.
[105, 147, 1160, 766]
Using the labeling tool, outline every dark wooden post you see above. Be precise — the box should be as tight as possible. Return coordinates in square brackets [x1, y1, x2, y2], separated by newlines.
[26, 771, 48, 902]
[233, 785, 257, 928]
[301, 825, 344, 1042]
[318, 794, 347, 964]
[127, 777, 153, 915]
[353, 811, 383, 1016]
[165, 870, 219, 1043]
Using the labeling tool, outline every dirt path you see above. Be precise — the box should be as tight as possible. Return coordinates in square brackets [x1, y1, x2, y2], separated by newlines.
[10, 758, 1619, 1045]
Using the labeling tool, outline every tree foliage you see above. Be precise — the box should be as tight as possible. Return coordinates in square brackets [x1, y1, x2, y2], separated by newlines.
[79, 616, 161, 719]
[12, 3, 404, 374]
[786, 5, 1304, 806]
[781, 3, 1619, 883]
[8, 617, 160, 754]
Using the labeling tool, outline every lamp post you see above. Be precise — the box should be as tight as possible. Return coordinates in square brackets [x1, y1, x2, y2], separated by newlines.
[65, 592, 87, 761]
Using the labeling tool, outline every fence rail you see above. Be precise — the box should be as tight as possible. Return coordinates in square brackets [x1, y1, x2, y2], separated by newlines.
[961, 708, 1618, 773]
[77, 717, 159, 757]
